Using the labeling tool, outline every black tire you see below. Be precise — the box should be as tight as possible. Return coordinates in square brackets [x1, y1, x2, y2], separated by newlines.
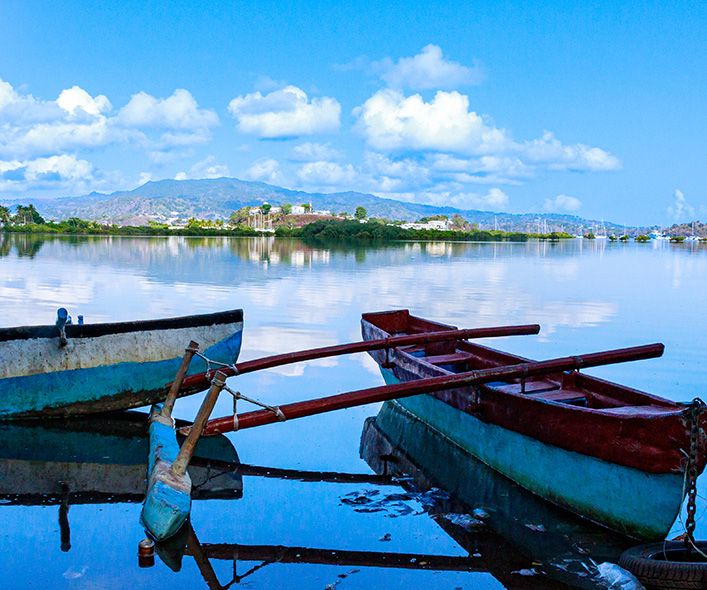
[619, 541, 707, 589]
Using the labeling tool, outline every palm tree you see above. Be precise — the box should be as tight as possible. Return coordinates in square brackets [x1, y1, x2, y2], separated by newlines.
[0, 205, 9, 224]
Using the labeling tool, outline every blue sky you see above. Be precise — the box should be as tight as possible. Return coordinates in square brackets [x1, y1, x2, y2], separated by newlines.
[1, 0, 705, 224]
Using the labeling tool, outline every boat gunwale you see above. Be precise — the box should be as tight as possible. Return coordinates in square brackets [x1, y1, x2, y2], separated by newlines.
[0, 309, 244, 343]
[363, 310, 686, 416]
[361, 310, 701, 475]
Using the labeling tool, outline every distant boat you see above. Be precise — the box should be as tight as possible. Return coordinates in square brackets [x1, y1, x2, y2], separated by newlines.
[649, 231, 668, 240]
[0, 309, 243, 419]
[361, 309, 706, 541]
[595, 220, 608, 239]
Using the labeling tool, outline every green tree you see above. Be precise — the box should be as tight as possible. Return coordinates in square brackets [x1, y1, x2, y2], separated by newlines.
[229, 207, 251, 227]
[302, 203, 312, 213]
[261, 203, 272, 215]
[0, 205, 9, 224]
[27, 204, 45, 224]
[281, 203, 292, 215]
[354, 206, 367, 220]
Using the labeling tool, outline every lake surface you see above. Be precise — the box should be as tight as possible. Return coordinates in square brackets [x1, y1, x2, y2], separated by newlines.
[1, 234, 706, 589]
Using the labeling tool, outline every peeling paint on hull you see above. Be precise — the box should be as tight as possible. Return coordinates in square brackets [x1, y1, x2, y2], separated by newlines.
[0, 311, 243, 419]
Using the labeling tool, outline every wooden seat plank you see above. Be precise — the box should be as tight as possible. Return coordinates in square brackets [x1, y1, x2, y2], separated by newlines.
[424, 352, 474, 365]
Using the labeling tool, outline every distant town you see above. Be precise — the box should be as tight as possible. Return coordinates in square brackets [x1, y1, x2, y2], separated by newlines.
[0, 201, 705, 243]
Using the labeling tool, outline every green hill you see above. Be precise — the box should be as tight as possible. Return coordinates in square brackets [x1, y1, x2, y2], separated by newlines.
[3, 177, 621, 233]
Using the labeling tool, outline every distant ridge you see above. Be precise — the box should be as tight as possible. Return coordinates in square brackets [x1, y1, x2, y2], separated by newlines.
[2, 177, 622, 233]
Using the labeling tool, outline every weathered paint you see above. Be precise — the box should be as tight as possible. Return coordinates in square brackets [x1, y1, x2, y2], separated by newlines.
[0, 325, 242, 419]
[361, 402, 633, 588]
[361, 310, 703, 476]
[380, 367, 684, 540]
[142, 409, 192, 541]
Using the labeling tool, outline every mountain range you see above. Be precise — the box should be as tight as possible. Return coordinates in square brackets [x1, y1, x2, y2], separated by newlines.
[3, 177, 637, 234]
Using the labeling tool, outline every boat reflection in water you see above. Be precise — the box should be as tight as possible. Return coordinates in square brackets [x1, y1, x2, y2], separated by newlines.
[359, 401, 635, 590]
[154, 405, 635, 590]
[0, 411, 242, 551]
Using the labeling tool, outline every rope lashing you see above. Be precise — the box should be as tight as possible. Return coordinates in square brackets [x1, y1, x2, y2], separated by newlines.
[192, 350, 239, 382]
[222, 384, 286, 432]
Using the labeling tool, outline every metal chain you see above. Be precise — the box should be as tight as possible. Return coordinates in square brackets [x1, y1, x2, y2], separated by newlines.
[685, 398, 705, 552]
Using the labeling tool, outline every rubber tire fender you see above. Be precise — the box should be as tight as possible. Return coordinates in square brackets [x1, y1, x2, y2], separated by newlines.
[619, 541, 707, 589]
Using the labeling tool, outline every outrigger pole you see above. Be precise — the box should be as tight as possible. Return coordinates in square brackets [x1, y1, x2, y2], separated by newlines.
[181, 343, 664, 437]
[173, 324, 542, 395]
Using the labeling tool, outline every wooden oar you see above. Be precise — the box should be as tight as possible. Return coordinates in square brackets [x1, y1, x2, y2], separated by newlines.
[180, 343, 664, 436]
[175, 324, 541, 394]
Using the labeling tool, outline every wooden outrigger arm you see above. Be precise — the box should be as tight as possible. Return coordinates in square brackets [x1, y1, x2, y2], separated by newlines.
[181, 343, 664, 437]
[174, 324, 542, 395]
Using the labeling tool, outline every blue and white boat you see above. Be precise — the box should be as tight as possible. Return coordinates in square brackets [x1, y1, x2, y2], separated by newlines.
[0, 309, 243, 419]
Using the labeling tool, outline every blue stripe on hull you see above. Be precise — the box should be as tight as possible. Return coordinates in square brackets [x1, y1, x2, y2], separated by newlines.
[380, 368, 683, 541]
[0, 330, 242, 418]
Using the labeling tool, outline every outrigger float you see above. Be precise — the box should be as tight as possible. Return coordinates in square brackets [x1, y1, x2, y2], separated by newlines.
[141, 310, 703, 546]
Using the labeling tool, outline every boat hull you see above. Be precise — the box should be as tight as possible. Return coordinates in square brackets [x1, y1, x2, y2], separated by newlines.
[361, 309, 704, 541]
[380, 367, 682, 540]
[0, 310, 243, 419]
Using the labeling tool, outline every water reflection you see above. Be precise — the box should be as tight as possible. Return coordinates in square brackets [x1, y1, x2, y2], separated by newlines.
[359, 401, 633, 589]
[0, 412, 242, 553]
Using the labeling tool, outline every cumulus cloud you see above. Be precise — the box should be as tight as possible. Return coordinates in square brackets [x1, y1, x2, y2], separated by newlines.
[450, 188, 510, 211]
[353, 89, 622, 183]
[289, 142, 343, 162]
[544, 194, 582, 212]
[354, 89, 510, 154]
[667, 189, 695, 221]
[117, 89, 218, 130]
[228, 86, 341, 138]
[0, 77, 218, 163]
[296, 161, 357, 187]
[524, 132, 621, 172]
[0, 154, 96, 193]
[373, 45, 484, 90]
[175, 155, 230, 180]
[243, 157, 287, 185]
[57, 86, 111, 116]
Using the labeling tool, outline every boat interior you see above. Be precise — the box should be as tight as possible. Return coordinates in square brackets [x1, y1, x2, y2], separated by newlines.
[362, 309, 680, 414]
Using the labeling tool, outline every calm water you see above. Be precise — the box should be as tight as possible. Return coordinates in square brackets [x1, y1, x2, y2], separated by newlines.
[1, 234, 706, 589]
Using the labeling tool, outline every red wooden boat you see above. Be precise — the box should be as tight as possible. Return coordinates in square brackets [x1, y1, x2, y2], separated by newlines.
[361, 309, 707, 540]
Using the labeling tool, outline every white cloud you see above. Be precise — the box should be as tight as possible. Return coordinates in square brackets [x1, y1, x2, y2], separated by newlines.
[228, 86, 341, 138]
[373, 45, 484, 90]
[116, 89, 218, 130]
[0, 154, 96, 193]
[353, 90, 622, 184]
[296, 161, 357, 187]
[244, 157, 287, 185]
[450, 188, 510, 211]
[0, 78, 217, 162]
[544, 194, 582, 212]
[290, 142, 343, 162]
[175, 155, 230, 180]
[354, 89, 510, 154]
[667, 189, 695, 221]
[524, 132, 621, 172]
[57, 86, 111, 116]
